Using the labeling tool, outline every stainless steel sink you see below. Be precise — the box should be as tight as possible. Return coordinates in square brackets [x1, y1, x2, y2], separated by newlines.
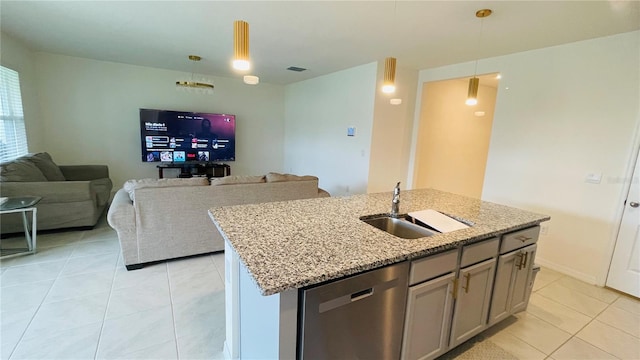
[360, 214, 438, 239]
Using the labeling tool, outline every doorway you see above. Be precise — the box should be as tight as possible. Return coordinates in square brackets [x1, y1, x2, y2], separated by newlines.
[412, 73, 499, 199]
[606, 147, 640, 297]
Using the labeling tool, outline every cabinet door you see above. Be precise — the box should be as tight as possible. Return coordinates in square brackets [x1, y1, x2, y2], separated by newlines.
[449, 258, 496, 348]
[488, 251, 519, 325]
[401, 272, 455, 360]
[510, 244, 537, 313]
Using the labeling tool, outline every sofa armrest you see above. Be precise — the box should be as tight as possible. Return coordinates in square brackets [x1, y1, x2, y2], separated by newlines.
[107, 189, 135, 232]
[0, 181, 98, 203]
[59, 165, 109, 181]
[107, 189, 138, 266]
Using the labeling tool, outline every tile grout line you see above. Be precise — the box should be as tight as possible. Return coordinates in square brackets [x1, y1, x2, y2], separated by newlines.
[92, 253, 120, 360]
[534, 273, 624, 358]
[525, 294, 623, 359]
[166, 262, 181, 359]
[6, 242, 76, 360]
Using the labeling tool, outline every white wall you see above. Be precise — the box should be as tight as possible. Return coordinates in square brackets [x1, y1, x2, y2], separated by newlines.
[32, 53, 286, 187]
[0, 32, 43, 152]
[367, 64, 418, 194]
[284, 62, 377, 196]
[412, 31, 640, 284]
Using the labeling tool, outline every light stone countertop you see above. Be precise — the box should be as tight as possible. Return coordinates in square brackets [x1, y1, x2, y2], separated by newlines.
[208, 188, 550, 296]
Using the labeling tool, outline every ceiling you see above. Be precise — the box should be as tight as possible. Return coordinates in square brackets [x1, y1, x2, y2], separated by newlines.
[1, 1, 638, 85]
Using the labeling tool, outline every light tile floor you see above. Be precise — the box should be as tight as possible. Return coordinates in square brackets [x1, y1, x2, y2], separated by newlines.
[0, 215, 639, 359]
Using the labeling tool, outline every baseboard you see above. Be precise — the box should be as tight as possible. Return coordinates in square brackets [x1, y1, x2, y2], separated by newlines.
[535, 258, 599, 285]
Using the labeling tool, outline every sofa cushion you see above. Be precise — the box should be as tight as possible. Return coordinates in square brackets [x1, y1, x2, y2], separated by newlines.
[0, 159, 48, 182]
[266, 172, 318, 183]
[123, 177, 209, 201]
[210, 175, 266, 186]
[25, 152, 66, 181]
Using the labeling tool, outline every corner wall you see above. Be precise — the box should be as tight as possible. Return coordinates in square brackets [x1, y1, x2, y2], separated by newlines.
[411, 31, 640, 284]
[32, 53, 286, 187]
[367, 64, 418, 194]
[284, 63, 377, 196]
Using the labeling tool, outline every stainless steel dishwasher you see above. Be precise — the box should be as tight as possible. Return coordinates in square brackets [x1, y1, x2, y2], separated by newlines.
[299, 261, 410, 359]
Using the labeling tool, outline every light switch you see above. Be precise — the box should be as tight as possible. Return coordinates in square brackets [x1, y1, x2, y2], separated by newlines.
[347, 127, 356, 136]
[585, 172, 602, 184]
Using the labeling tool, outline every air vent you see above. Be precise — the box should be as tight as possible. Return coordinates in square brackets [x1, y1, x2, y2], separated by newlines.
[287, 66, 307, 72]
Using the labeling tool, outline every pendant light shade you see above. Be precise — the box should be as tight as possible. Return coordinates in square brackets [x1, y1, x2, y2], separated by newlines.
[382, 57, 397, 94]
[233, 20, 250, 71]
[466, 77, 479, 106]
[465, 9, 492, 105]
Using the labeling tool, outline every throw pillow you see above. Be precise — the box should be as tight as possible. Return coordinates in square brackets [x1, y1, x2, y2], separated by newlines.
[0, 159, 48, 182]
[266, 172, 318, 183]
[210, 175, 266, 186]
[123, 177, 209, 201]
[25, 152, 66, 181]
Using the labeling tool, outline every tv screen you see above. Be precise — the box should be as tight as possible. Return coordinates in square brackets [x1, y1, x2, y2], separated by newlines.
[140, 109, 236, 163]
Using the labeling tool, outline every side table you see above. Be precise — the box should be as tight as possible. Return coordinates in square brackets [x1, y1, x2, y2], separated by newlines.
[0, 196, 41, 258]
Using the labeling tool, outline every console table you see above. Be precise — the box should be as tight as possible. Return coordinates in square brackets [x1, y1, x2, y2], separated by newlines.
[157, 163, 231, 179]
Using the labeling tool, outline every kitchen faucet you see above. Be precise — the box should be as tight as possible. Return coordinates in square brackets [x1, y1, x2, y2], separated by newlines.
[391, 182, 401, 218]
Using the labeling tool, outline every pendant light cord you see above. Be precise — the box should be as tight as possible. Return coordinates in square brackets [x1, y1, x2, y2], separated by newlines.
[473, 16, 486, 76]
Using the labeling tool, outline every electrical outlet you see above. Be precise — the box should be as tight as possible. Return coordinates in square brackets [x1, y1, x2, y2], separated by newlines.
[540, 225, 549, 235]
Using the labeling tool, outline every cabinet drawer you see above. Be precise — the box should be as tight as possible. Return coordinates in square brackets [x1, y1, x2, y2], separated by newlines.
[410, 249, 458, 286]
[500, 226, 540, 254]
[460, 237, 499, 267]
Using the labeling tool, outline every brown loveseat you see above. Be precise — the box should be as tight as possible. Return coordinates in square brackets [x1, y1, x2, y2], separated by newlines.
[107, 173, 329, 270]
[0, 152, 113, 234]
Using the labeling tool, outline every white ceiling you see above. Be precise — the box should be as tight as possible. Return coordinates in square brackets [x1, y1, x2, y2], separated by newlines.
[1, 1, 638, 85]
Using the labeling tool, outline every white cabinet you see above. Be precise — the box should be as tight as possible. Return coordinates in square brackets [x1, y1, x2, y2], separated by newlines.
[401, 227, 541, 360]
[449, 257, 497, 347]
[402, 238, 498, 360]
[489, 226, 540, 325]
[402, 250, 458, 360]
[448, 237, 499, 347]
[402, 272, 456, 360]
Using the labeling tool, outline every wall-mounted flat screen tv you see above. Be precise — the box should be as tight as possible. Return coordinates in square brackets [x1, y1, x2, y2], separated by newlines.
[140, 108, 236, 163]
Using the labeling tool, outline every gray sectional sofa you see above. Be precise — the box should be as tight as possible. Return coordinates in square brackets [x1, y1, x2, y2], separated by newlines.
[107, 173, 329, 270]
[0, 152, 113, 234]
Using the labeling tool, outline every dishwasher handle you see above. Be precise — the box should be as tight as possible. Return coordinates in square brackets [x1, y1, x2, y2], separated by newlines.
[350, 288, 374, 302]
[317, 278, 399, 313]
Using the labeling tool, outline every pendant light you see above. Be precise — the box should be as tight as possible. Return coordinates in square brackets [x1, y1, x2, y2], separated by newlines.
[382, 57, 397, 93]
[233, 20, 250, 71]
[176, 55, 214, 94]
[466, 9, 492, 106]
[381, 1, 398, 94]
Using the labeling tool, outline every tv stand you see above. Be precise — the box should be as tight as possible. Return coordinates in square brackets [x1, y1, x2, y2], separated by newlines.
[157, 163, 230, 179]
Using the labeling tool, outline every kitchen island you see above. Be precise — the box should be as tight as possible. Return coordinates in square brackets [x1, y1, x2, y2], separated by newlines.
[208, 188, 550, 359]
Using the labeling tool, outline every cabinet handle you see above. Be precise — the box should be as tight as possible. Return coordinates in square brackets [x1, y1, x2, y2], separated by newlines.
[452, 278, 459, 300]
[516, 253, 524, 270]
[522, 252, 528, 269]
[516, 235, 532, 242]
[462, 273, 471, 293]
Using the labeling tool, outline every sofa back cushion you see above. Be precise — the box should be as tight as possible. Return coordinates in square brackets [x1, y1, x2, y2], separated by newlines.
[26, 152, 66, 181]
[0, 159, 48, 182]
[266, 172, 318, 183]
[123, 177, 209, 201]
[210, 175, 266, 186]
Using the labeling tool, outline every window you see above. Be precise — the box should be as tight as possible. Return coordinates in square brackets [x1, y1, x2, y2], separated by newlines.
[0, 65, 28, 163]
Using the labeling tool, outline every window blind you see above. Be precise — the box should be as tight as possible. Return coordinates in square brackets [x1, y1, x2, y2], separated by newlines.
[0, 65, 28, 163]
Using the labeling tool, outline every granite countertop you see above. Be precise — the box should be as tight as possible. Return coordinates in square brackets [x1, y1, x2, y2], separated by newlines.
[208, 188, 550, 296]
